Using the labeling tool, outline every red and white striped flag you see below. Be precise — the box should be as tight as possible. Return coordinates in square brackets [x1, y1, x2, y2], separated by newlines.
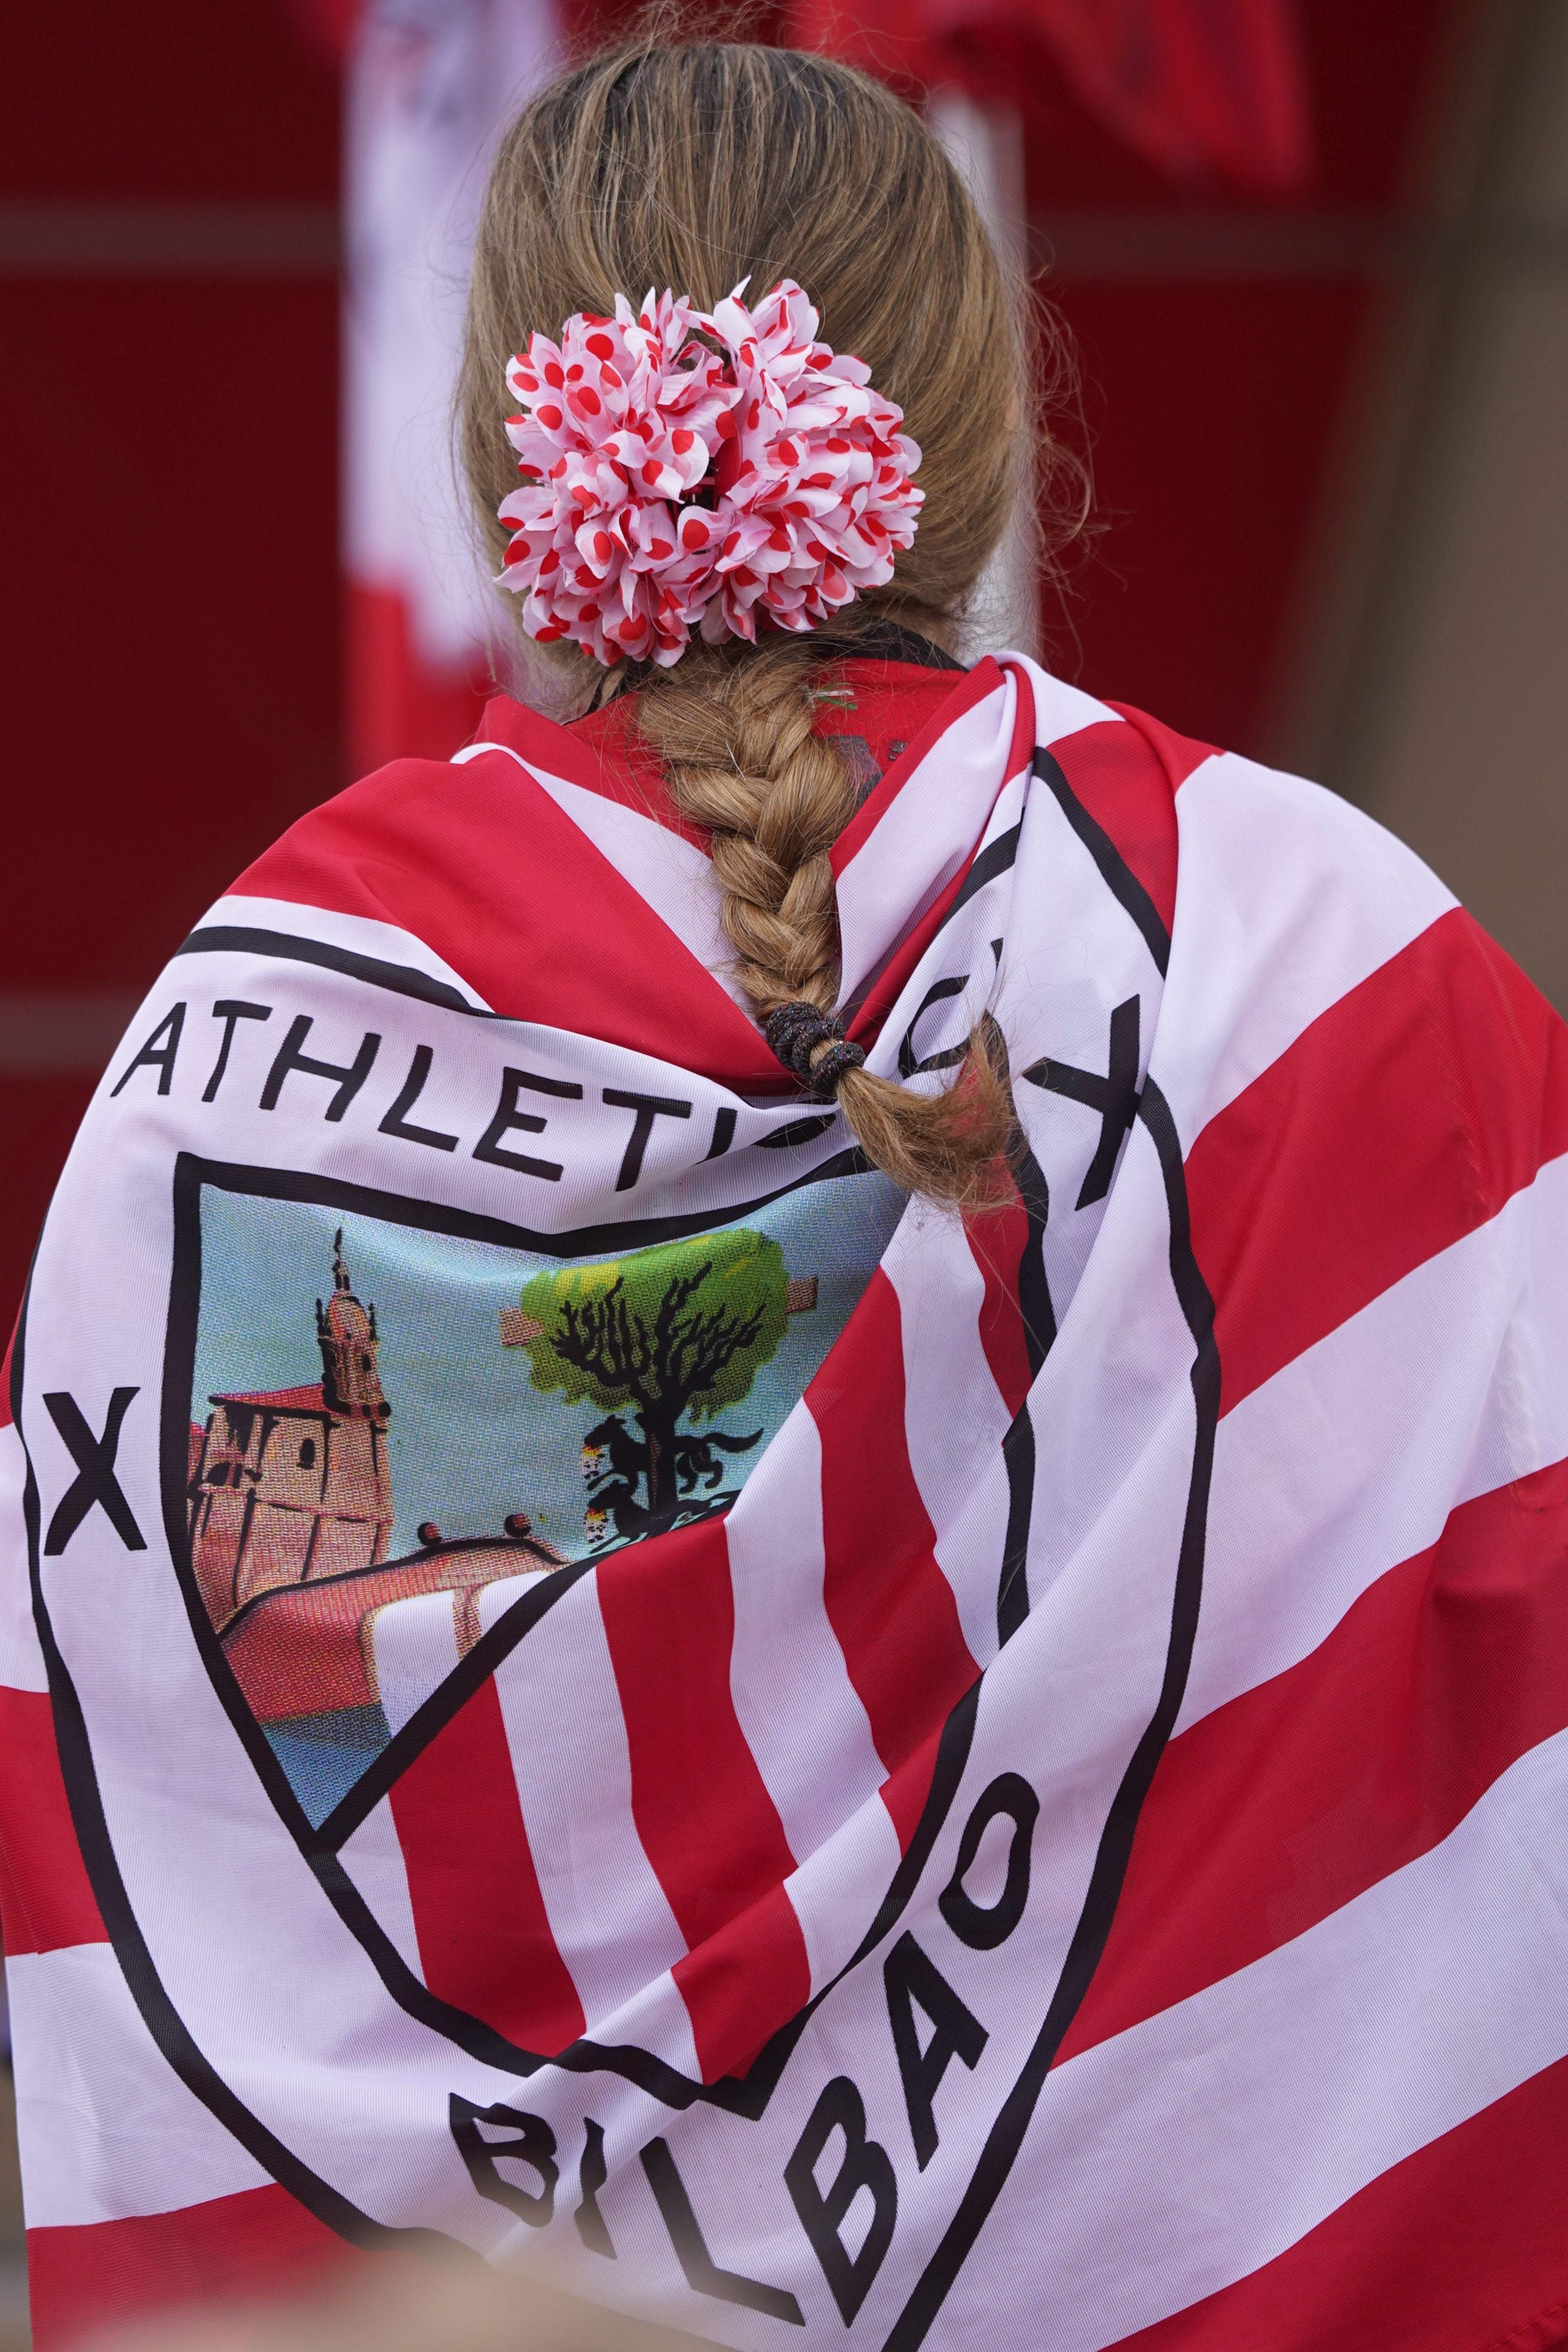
[4, 650, 1566, 2349]
[344, 0, 559, 772]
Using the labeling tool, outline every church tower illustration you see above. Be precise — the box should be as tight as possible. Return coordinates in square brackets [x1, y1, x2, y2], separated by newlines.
[317, 1229, 390, 1421]
[188, 1231, 395, 1627]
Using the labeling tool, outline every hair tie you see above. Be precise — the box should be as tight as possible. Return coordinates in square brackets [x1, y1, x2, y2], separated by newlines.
[762, 1002, 866, 1101]
[496, 278, 923, 667]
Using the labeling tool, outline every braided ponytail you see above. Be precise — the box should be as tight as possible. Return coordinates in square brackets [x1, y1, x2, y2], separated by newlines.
[638, 635, 1016, 1208]
[463, 38, 1082, 1203]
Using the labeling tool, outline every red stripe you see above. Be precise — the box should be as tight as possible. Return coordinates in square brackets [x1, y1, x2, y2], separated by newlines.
[966, 1198, 1036, 1418]
[829, 659, 1007, 875]
[1051, 716, 1183, 938]
[230, 757, 780, 1095]
[557, 660, 968, 845]
[672, 1881, 811, 2084]
[1110, 2053, 1568, 2352]
[506, 692, 712, 846]
[1, 1314, 16, 1426]
[1062, 1456, 1568, 2068]
[1187, 909, 1568, 1418]
[810, 1270, 978, 1835]
[387, 1677, 584, 2054]
[877, 1710, 948, 1856]
[596, 1516, 808, 2081]
[0, 1686, 105, 1953]
[1106, 700, 1217, 797]
[27, 2184, 363, 2350]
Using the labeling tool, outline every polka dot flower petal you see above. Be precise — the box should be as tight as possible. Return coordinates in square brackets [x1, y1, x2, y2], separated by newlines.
[496, 278, 923, 666]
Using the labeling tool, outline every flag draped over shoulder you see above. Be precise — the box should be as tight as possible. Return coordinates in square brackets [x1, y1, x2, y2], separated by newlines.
[4, 651, 1567, 2352]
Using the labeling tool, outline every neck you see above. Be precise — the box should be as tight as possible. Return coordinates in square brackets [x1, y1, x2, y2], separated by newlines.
[569, 610, 965, 718]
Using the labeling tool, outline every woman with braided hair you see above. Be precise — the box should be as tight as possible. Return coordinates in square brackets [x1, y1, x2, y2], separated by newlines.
[8, 30, 1568, 2352]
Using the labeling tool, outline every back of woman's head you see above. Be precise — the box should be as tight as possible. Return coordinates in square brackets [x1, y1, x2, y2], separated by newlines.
[462, 39, 1021, 621]
[461, 39, 1041, 1207]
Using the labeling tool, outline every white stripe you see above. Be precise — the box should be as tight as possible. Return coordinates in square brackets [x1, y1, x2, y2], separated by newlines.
[783, 1794, 903, 1996]
[871, 739, 1165, 1355]
[723, 1403, 890, 1864]
[337, 1797, 425, 1982]
[857, 766, 1030, 1085]
[834, 675, 1018, 1004]
[8, 1942, 270, 2227]
[883, 1208, 1012, 1668]
[1184, 1150, 1568, 1733]
[584, 1966, 716, 2077]
[212, 893, 494, 1011]
[0, 1423, 45, 1693]
[368, 1591, 461, 1737]
[82, 937, 825, 1241]
[1157, 755, 1456, 1152]
[451, 743, 743, 1009]
[976, 1725, 1568, 2352]
[997, 651, 1123, 749]
[1021, 1123, 1198, 1609]
[480, 1573, 696, 2063]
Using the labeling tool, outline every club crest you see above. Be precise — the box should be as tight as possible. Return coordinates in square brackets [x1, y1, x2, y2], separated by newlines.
[180, 1176, 902, 1838]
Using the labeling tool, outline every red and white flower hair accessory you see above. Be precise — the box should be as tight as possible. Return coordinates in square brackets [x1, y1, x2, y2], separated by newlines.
[496, 279, 924, 666]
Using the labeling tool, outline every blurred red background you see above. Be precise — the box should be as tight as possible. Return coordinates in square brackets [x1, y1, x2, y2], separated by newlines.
[1, 0, 1464, 1324]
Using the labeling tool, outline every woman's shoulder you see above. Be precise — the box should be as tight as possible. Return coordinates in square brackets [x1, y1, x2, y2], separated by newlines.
[198, 694, 774, 1068]
[206, 694, 701, 1025]
[1063, 681, 1457, 959]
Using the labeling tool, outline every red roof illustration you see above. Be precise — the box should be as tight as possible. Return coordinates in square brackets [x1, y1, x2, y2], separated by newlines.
[213, 1384, 330, 1414]
[221, 1535, 561, 1722]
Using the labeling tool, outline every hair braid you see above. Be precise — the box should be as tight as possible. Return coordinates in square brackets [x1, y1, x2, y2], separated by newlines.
[645, 641, 853, 1010]
[638, 636, 1017, 1209]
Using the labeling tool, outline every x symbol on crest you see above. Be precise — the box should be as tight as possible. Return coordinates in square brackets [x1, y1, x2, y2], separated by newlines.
[1022, 996, 1141, 1209]
[42, 1388, 147, 1556]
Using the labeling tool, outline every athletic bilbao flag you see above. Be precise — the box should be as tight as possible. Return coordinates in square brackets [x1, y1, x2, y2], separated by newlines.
[344, 0, 558, 772]
[4, 653, 1567, 2348]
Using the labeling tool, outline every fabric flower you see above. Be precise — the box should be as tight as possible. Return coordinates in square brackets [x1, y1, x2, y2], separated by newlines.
[496, 280, 923, 666]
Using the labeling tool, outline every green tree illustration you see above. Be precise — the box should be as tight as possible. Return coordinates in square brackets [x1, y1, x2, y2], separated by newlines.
[514, 1229, 790, 1516]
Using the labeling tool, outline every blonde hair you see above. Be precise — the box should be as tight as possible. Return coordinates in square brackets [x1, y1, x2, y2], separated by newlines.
[462, 37, 1058, 1204]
